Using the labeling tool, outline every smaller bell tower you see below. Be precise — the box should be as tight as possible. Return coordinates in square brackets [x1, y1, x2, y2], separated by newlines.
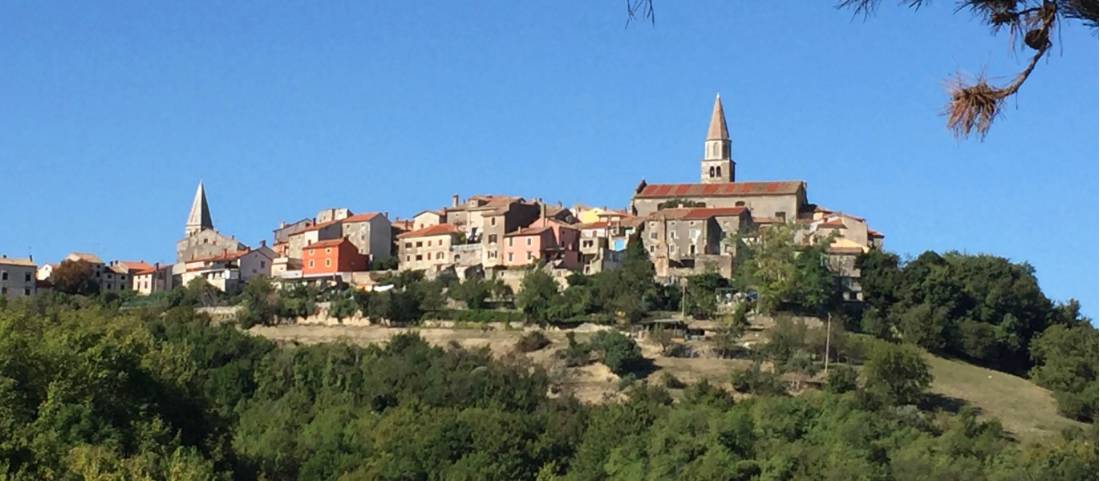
[700, 94, 734, 184]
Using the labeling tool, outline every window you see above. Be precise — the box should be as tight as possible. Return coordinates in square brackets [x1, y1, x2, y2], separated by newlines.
[669, 231, 677, 240]
[404, 242, 412, 249]
[0, 271, 6, 281]
[454, 254, 461, 261]
[775, 212, 786, 222]
[689, 245, 696, 255]
[325, 248, 332, 254]
[406, 256, 411, 261]
[507, 253, 514, 262]
[24, 273, 31, 282]
[491, 217, 496, 226]
[23, 288, 30, 296]
[526, 238, 532, 246]
[507, 238, 513, 247]
[437, 252, 444, 260]
[415, 241, 423, 248]
[650, 232, 657, 240]
[308, 260, 315, 268]
[735, 201, 745, 207]
[488, 234, 497, 244]
[260, 261, 266, 268]
[709, 166, 715, 177]
[716, 166, 722, 177]
[324, 259, 332, 267]
[527, 252, 534, 261]
[415, 255, 423, 261]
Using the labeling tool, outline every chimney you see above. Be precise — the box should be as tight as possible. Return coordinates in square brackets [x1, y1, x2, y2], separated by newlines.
[451, 194, 459, 208]
[260, 240, 267, 247]
[279, 221, 286, 229]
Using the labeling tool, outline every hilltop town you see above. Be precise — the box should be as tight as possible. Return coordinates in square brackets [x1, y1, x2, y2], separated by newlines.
[2, 96, 882, 304]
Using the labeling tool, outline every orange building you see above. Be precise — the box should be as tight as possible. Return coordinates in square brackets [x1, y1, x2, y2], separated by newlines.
[302, 238, 368, 275]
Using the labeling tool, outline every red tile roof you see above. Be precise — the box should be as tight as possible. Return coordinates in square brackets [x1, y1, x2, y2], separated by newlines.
[303, 238, 349, 249]
[683, 207, 747, 219]
[342, 212, 381, 223]
[635, 181, 804, 199]
[868, 229, 885, 238]
[293, 220, 341, 234]
[188, 250, 250, 263]
[397, 223, 460, 239]
[578, 221, 609, 229]
[115, 261, 156, 273]
[506, 226, 553, 237]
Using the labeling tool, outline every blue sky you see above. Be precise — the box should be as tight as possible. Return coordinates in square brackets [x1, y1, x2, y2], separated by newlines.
[1, 1, 1096, 317]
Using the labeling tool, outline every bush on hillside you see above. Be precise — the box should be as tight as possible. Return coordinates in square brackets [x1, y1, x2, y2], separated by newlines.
[516, 331, 551, 353]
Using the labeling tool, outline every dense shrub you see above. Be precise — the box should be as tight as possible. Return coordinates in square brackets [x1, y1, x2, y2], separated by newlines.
[515, 331, 551, 353]
[588, 330, 644, 375]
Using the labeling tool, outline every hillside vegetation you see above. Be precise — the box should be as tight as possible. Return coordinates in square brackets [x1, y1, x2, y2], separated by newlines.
[1, 296, 1097, 481]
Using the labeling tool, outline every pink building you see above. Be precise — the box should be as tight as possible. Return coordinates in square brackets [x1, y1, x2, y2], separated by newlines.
[502, 220, 581, 269]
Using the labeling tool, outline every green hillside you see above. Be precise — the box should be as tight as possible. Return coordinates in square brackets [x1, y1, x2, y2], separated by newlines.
[926, 353, 1089, 443]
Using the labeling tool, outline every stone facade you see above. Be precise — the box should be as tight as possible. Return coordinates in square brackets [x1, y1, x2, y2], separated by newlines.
[0, 256, 36, 299]
[397, 224, 461, 274]
[641, 207, 753, 279]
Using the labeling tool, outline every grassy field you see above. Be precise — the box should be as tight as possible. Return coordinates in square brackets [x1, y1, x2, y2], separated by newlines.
[925, 353, 1087, 443]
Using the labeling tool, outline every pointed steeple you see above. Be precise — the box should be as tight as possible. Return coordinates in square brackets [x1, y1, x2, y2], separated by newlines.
[185, 182, 213, 236]
[701, 94, 734, 184]
[706, 93, 729, 141]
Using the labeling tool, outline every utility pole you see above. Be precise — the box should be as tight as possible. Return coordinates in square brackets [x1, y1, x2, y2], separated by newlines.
[680, 281, 686, 319]
[823, 312, 832, 377]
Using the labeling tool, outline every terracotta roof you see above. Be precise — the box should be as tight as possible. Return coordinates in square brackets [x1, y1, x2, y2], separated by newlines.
[634, 181, 804, 199]
[817, 221, 847, 229]
[706, 94, 729, 140]
[343, 212, 382, 223]
[506, 226, 553, 237]
[397, 223, 460, 239]
[578, 221, 609, 229]
[684, 207, 747, 219]
[868, 229, 885, 238]
[0, 257, 35, 267]
[303, 238, 349, 249]
[650, 207, 747, 221]
[114, 261, 156, 273]
[293, 219, 340, 234]
[188, 250, 250, 263]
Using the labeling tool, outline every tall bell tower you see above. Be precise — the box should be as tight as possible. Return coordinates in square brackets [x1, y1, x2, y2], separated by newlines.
[700, 94, 734, 184]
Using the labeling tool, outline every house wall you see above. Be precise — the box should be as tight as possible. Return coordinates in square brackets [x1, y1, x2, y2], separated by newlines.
[398, 233, 456, 272]
[0, 261, 36, 299]
[502, 230, 554, 267]
[177, 229, 244, 263]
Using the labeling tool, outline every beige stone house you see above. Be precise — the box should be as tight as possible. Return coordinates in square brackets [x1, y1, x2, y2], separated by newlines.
[340, 212, 392, 262]
[180, 247, 274, 293]
[641, 207, 754, 279]
[0, 256, 36, 299]
[443, 194, 541, 269]
[413, 210, 446, 230]
[132, 263, 176, 295]
[397, 223, 462, 274]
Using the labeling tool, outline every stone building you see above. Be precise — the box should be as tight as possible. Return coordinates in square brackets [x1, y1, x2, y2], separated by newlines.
[176, 182, 246, 263]
[397, 223, 462, 274]
[640, 207, 754, 279]
[443, 195, 541, 268]
[0, 256, 36, 299]
[629, 95, 810, 220]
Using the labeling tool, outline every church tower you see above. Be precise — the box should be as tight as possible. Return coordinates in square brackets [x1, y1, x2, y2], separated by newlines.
[184, 181, 213, 236]
[700, 94, 734, 184]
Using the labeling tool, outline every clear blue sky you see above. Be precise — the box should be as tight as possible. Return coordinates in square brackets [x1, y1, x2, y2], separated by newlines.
[1, 1, 1096, 317]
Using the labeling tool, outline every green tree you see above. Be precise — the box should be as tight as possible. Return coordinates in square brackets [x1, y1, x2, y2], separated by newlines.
[589, 330, 643, 375]
[736, 223, 837, 315]
[449, 277, 493, 309]
[1029, 323, 1099, 421]
[516, 270, 559, 323]
[863, 342, 932, 406]
[237, 276, 277, 328]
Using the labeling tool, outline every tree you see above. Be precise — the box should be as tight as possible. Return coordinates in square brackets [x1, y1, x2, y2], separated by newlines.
[237, 276, 277, 328]
[327, 289, 359, 321]
[449, 278, 492, 309]
[590, 235, 658, 322]
[51, 259, 100, 295]
[863, 342, 932, 405]
[682, 273, 728, 319]
[737, 223, 838, 315]
[1029, 322, 1099, 421]
[589, 330, 644, 375]
[630, 0, 1098, 139]
[516, 270, 559, 323]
